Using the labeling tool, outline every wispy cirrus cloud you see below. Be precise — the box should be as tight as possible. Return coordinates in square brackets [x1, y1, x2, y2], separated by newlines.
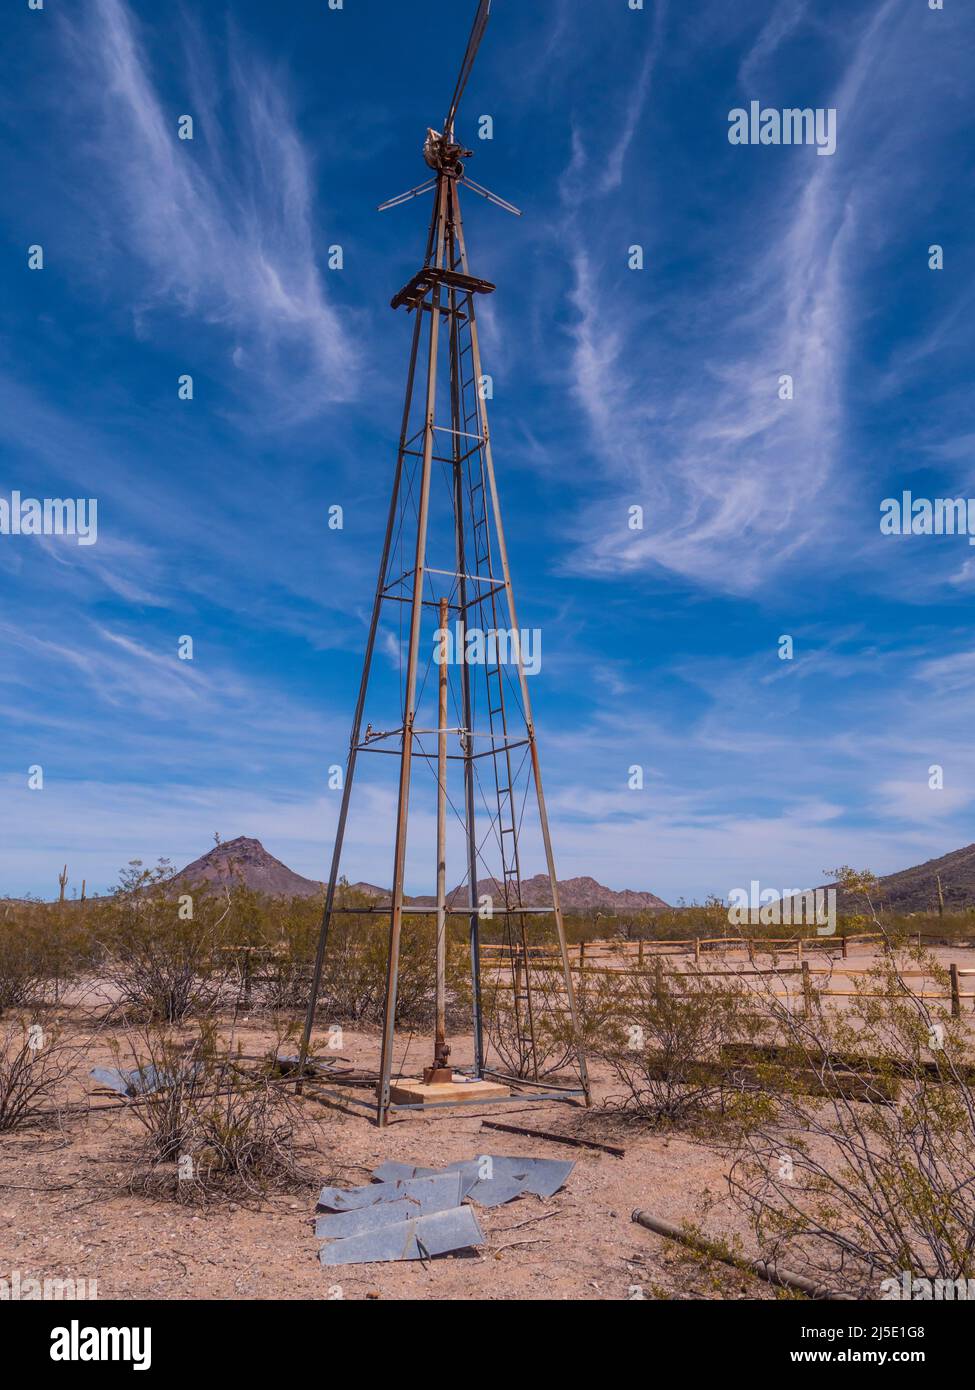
[58, 0, 357, 422]
[547, 0, 967, 596]
[597, 0, 666, 196]
[737, 0, 811, 88]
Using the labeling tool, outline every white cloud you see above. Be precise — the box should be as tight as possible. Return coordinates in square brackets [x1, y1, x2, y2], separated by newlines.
[551, 0, 950, 596]
[872, 778, 972, 823]
[59, 0, 358, 423]
[737, 0, 810, 88]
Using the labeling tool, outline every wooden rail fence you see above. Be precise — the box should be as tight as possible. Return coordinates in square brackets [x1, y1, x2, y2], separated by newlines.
[478, 942, 975, 1018]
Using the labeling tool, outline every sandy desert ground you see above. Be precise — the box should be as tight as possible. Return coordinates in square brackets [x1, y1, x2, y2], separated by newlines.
[3, 943, 972, 1302]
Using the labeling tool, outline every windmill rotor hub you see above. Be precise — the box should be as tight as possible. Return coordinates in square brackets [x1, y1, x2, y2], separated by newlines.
[423, 127, 472, 176]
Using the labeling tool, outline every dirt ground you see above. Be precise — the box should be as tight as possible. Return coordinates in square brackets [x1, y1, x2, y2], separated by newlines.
[0, 1024, 767, 1302]
[2, 943, 971, 1302]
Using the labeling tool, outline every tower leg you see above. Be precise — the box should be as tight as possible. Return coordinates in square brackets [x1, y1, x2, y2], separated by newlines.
[376, 177, 449, 1126]
[296, 305, 425, 1091]
[452, 193, 591, 1104]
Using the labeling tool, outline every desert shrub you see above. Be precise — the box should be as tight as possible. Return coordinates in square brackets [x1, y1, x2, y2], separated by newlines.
[391, 921, 443, 1026]
[482, 957, 579, 1078]
[0, 919, 46, 1015]
[316, 916, 448, 1027]
[316, 918, 390, 1023]
[579, 962, 767, 1126]
[92, 861, 235, 1022]
[0, 902, 93, 1011]
[202, 884, 474, 1026]
[0, 1021, 77, 1130]
[29, 905, 91, 1004]
[114, 1025, 222, 1161]
[242, 902, 318, 1011]
[122, 1025, 320, 1203]
[247, 943, 307, 1011]
[729, 930, 975, 1296]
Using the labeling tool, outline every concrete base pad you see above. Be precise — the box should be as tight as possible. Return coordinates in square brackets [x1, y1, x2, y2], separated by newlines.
[388, 1075, 511, 1107]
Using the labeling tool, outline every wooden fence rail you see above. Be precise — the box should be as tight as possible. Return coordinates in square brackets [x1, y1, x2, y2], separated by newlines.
[479, 954, 975, 1019]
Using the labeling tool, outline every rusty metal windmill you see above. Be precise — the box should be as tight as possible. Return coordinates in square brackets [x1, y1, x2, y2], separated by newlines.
[298, 0, 590, 1126]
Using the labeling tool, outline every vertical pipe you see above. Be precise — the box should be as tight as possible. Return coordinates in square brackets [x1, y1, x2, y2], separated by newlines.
[446, 182, 483, 1075]
[435, 596, 449, 1068]
[376, 176, 450, 1125]
[452, 194, 591, 1105]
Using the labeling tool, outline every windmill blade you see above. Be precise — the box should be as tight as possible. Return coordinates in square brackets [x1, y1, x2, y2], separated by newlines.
[460, 177, 522, 217]
[443, 0, 492, 135]
[378, 178, 438, 212]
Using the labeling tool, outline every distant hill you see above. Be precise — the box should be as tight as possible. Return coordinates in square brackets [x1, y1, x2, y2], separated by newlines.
[172, 838, 668, 912]
[411, 874, 669, 914]
[173, 837, 324, 898]
[346, 882, 393, 901]
[849, 842, 975, 916]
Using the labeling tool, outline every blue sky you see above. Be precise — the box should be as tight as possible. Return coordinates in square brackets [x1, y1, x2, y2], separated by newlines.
[1, 0, 973, 903]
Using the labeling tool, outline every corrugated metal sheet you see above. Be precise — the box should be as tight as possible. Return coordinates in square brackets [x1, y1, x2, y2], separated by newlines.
[316, 1172, 463, 1214]
[314, 1152, 573, 1268]
[319, 1206, 485, 1266]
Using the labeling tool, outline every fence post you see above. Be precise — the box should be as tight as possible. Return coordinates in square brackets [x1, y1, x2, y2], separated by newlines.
[802, 960, 812, 1018]
[578, 943, 586, 1009]
[841, 932, 848, 959]
[797, 937, 804, 964]
[654, 958, 664, 1000]
[950, 963, 961, 1019]
[243, 948, 252, 1012]
[638, 938, 644, 969]
[694, 937, 700, 965]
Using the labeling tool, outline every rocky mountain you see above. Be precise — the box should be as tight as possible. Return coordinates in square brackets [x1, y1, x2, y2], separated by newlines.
[410, 874, 668, 913]
[173, 837, 324, 898]
[173, 838, 669, 912]
[842, 842, 975, 916]
[529, 875, 669, 914]
[346, 882, 394, 901]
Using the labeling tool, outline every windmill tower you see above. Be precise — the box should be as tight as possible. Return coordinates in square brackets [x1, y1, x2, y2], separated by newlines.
[299, 0, 590, 1125]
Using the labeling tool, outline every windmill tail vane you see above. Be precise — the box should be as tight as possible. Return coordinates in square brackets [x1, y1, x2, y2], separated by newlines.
[299, 0, 588, 1125]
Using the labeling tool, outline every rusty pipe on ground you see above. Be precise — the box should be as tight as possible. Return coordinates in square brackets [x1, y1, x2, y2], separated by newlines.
[630, 1209, 856, 1300]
